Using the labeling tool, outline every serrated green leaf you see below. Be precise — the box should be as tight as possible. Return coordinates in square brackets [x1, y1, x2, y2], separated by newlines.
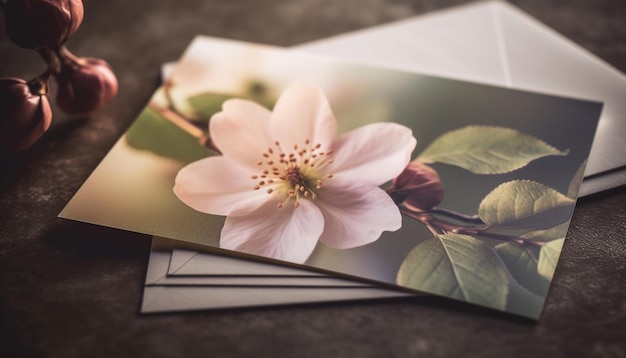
[495, 242, 550, 296]
[397, 234, 509, 310]
[418, 126, 567, 174]
[567, 160, 587, 199]
[478, 180, 576, 235]
[538, 238, 565, 280]
[124, 107, 212, 164]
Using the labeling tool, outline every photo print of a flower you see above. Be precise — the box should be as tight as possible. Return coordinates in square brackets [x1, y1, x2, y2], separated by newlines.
[60, 37, 602, 319]
[174, 83, 416, 264]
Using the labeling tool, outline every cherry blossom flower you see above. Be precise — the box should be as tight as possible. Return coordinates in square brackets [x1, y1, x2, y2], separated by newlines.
[174, 83, 416, 263]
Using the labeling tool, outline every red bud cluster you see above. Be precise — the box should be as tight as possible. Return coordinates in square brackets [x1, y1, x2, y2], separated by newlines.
[389, 161, 445, 211]
[1, 0, 117, 151]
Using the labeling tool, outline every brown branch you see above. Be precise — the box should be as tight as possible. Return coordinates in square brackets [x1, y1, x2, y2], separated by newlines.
[148, 101, 204, 139]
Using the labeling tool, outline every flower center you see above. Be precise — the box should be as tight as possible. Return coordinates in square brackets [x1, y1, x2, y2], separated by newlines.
[251, 139, 334, 208]
[286, 166, 307, 188]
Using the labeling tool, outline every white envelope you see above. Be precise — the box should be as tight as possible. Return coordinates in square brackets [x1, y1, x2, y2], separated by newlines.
[143, 237, 410, 313]
[167, 248, 322, 277]
[161, 249, 372, 287]
[297, 0, 626, 196]
[142, 0, 626, 312]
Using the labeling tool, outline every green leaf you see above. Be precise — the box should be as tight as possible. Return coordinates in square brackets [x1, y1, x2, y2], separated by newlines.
[397, 234, 509, 310]
[187, 91, 274, 119]
[188, 93, 238, 119]
[520, 222, 568, 242]
[538, 238, 565, 280]
[495, 242, 550, 296]
[418, 126, 567, 174]
[567, 160, 587, 199]
[478, 180, 576, 235]
[125, 106, 212, 164]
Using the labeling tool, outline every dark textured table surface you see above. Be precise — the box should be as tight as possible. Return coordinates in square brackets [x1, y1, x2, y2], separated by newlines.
[1, 1, 625, 357]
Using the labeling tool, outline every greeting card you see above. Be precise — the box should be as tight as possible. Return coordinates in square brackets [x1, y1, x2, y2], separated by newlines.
[146, 0, 626, 314]
[61, 36, 601, 318]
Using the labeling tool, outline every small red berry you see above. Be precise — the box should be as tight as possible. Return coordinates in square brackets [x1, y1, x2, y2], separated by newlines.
[3, 0, 84, 50]
[0, 77, 52, 151]
[55, 48, 118, 115]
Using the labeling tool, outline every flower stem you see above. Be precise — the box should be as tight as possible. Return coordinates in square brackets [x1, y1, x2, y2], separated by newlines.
[148, 102, 204, 139]
[162, 79, 193, 120]
[400, 206, 486, 233]
[155, 80, 221, 153]
[55, 46, 85, 71]
[147, 101, 221, 153]
[399, 205, 544, 244]
[429, 207, 484, 225]
[36, 49, 60, 79]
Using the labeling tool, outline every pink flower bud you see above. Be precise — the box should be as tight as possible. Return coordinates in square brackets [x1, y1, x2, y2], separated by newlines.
[55, 49, 118, 115]
[3, 0, 84, 50]
[0, 77, 52, 151]
[390, 161, 444, 211]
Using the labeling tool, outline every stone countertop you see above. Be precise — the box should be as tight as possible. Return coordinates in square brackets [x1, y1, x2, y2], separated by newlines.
[1, 1, 625, 357]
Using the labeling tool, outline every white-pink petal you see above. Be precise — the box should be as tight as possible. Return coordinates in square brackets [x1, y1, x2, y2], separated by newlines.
[209, 99, 274, 170]
[315, 180, 402, 249]
[220, 197, 324, 264]
[270, 83, 337, 152]
[174, 156, 265, 216]
[331, 122, 416, 186]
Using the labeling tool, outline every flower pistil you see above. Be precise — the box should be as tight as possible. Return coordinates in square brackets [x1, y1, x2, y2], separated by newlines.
[251, 139, 335, 208]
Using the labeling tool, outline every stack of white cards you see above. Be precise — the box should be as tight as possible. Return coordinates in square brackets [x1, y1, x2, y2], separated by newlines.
[140, 1, 626, 313]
